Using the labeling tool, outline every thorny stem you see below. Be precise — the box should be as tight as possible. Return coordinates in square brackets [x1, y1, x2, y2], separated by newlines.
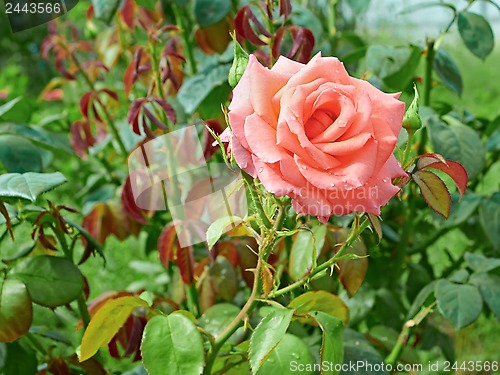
[268, 218, 370, 299]
[203, 217, 370, 374]
[385, 303, 436, 366]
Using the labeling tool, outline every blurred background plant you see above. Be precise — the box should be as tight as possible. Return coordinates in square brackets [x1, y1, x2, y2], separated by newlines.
[0, 0, 499, 374]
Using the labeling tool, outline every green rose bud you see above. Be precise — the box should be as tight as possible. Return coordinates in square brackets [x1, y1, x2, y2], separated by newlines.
[403, 85, 422, 133]
[228, 34, 249, 88]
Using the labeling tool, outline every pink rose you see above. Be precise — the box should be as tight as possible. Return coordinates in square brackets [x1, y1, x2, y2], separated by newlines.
[224, 53, 406, 222]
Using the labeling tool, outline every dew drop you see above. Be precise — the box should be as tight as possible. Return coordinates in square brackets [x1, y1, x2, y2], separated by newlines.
[345, 185, 353, 191]
[330, 183, 335, 187]
[258, 167, 263, 173]
[301, 165, 307, 170]
[291, 353, 300, 360]
[383, 177, 389, 183]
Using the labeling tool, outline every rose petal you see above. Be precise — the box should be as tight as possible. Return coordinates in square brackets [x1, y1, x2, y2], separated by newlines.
[244, 113, 289, 163]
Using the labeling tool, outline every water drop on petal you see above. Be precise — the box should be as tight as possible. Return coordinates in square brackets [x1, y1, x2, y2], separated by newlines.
[258, 167, 263, 173]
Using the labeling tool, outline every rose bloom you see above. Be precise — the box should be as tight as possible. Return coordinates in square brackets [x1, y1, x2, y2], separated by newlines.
[223, 53, 406, 222]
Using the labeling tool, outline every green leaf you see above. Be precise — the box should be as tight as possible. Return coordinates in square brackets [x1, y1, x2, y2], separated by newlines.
[249, 308, 294, 374]
[465, 252, 500, 273]
[257, 334, 315, 375]
[478, 193, 500, 250]
[209, 256, 238, 301]
[0, 279, 32, 342]
[457, 11, 494, 60]
[0, 123, 73, 154]
[141, 314, 205, 375]
[206, 216, 242, 250]
[407, 280, 437, 319]
[136, 0, 156, 9]
[10, 256, 83, 308]
[435, 279, 482, 329]
[342, 329, 387, 375]
[310, 311, 343, 375]
[0, 135, 51, 173]
[365, 45, 421, 90]
[198, 303, 240, 340]
[448, 269, 469, 284]
[469, 273, 500, 319]
[91, 0, 121, 22]
[0, 172, 67, 203]
[80, 296, 149, 361]
[3, 341, 37, 375]
[383, 45, 421, 90]
[427, 117, 485, 179]
[288, 291, 349, 325]
[194, 0, 231, 28]
[177, 63, 231, 114]
[412, 169, 451, 219]
[345, 0, 371, 13]
[433, 47, 463, 96]
[289, 225, 327, 280]
[0, 97, 21, 118]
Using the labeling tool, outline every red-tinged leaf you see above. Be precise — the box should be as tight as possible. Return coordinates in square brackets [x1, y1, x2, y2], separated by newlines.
[279, 0, 292, 20]
[158, 223, 179, 267]
[55, 58, 76, 80]
[120, 0, 135, 29]
[70, 120, 96, 159]
[234, 7, 267, 46]
[248, 9, 272, 37]
[99, 88, 119, 102]
[336, 234, 368, 297]
[194, 257, 210, 279]
[0, 201, 14, 240]
[134, 47, 144, 72]
[261, 264, 273, 297]
[91, 102, 102, 122]
[121, 176, 148, 224]
[47, 357, 71, 375]
[124, 61, 135, 97]
[203, 119, 223, 160]
[158, 25, 180, 33]
[42, 89, 64, 101]
[214, 241, 238, 267]
[82, 203, 108, 244]
[86, 4, 94, 20]
[412, 169, 451, 219]
[177, 246, 195, 284]
[422, 161, 468, 198]
[80, 92, 93, 118]
[123, 315, 146, 358]
[127, 99, 145, 135]
[143, 106, 167, 131]
[0, 279, 32, 342]
[195, 27, 216, 55]
[152, 96, 176, 125]
[417, 153, 448, 169]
